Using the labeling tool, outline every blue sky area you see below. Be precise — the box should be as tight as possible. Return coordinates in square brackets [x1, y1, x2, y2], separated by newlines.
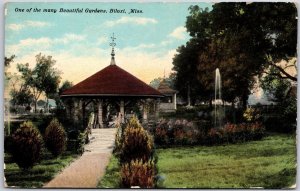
[5, 2, 212, 83]
[5, 2, 269, 104]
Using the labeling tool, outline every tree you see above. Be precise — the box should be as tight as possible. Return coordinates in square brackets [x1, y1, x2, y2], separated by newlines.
[172, 38, 205, 106]
[59, 80, 73, 94]
[173, 2, 297, 107]
[4, 55, 16, 84]
[17, 53, 61, 113]
[261, 66, 296, 132]
[10, 89, 33, 108]
[149, 74, 175, 89]
[55, 80, 73, 109]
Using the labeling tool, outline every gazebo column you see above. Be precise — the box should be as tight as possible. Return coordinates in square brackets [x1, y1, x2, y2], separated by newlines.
[154, 99, 160, 120]
[97, 99, 104, 128]
[73, 99, 79, 122]
[120, 99, 125, 123]
[173, 93, 177, 110]
[143, 102, 148, 123]
[82, 100, 86, 128]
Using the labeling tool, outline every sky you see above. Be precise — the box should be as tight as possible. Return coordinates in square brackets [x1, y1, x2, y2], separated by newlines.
[5, 2, 212, 84]
[5, 2, 286, 104]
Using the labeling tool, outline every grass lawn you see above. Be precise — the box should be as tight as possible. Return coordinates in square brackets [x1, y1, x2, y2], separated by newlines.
[4, 151, 78, 188]
[98, 156, 120, 188]
[98, 133, 296, 189]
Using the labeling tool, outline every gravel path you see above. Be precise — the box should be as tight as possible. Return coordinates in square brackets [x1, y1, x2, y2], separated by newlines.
[44, 128, 117, 188]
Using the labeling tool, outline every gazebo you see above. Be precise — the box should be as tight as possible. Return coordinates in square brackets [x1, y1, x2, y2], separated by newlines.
[157, 79, 177, 112]
[61, 35, 163, 129]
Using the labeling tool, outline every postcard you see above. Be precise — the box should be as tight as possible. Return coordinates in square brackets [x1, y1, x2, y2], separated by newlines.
[3, 1, 297, 189]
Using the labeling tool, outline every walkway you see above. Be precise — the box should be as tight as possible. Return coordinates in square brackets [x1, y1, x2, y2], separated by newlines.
[44, 128, 117, 188]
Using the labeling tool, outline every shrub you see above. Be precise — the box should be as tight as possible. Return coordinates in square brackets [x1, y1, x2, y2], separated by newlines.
[113, 123, 126, 155]
[4, 135, 14, 153]
[153, 118, 265, 146]
[119, 116, 154, 164]
[67, 130, 85, 155]
[207, 128, 224, 144]
[44, 119, 67, 157]
[154, 119, 199, 145]
[11, 121, 43, 169]
[154, 119, 169, 145]
[243, 108, 261, 122]
[121, 159, 155, 188]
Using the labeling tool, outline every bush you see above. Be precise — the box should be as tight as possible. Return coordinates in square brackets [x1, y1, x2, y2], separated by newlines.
[4, 135, 14, 153]
[118, 116, 154, 164]
[154, 119, 199, 146]
[11, 121, 43, 169]
[243, 108, 261, 122]
[153, 118, 265, 146]
[154, 119, 169, 145]
[121, 159, 155, 188]
[113, 123, 127, 155]
[67, 130, 86, 155]
[44, 119, 67, 157]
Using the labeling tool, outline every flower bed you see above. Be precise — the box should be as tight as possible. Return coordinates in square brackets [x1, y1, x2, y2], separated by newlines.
[153, 119, 265, 146]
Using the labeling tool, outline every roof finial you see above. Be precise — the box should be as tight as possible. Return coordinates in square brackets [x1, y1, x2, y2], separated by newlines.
[163, 68, 166, 79]
[110, 33, 116, 65]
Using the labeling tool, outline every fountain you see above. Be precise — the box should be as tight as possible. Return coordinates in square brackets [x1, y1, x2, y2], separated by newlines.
[214, 68, 225, 128]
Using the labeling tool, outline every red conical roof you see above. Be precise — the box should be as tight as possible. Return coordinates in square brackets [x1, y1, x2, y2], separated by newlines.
[61, 65, 163, 97]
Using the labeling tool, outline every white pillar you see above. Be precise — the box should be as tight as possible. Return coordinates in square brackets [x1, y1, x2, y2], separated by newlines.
[173, 93, 177, 110]
[74, 99, 79, 122]
[98, 100, 103, 128]
[143, 103, 148, 123]
[155, 99, 160, 120]
[120, 99, 125, 123]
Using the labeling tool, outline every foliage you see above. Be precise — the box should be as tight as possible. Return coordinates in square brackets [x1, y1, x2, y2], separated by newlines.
[67, 130, 86, 155]
[154, 119, 201, 146]
[11, 121, 43, 169]
[4, 55, 15, 82]
[173, 3, 297, 106]
[243, 108, 261, 122]
[261, 66, 296, 132]
[149, 73, 176, 89]
[173, 39, 204, 104]
[113, 123, 126, 155]
[44, 119, 67, 157]
[153, 119, 265, 146]
[121, 159, 155, 188]
[112, 117, 157, 188]
[117, 117, 154, 164]
[208, 122, 265, 144]
[10, 88, 33, 107]
[17, 53, 61, 112]
[55, 80, 74, 110]
[4, 136, 14, 154]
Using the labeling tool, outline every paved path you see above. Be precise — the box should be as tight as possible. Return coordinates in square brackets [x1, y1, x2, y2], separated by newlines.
[44, 128, 117, 188]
